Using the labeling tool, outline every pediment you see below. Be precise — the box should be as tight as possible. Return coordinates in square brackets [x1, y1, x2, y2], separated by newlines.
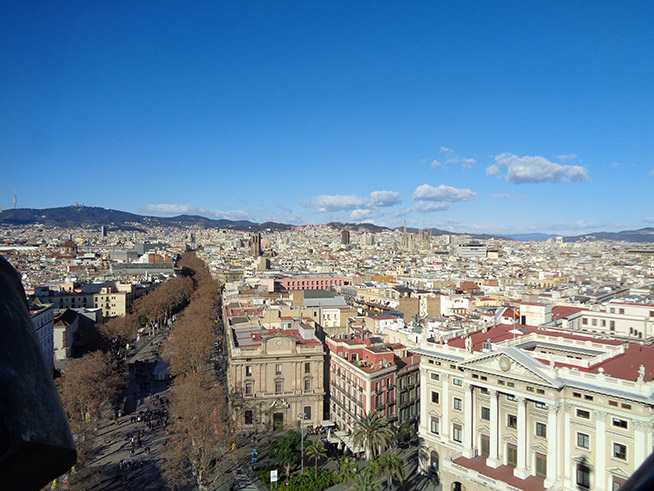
[460, 348, 561, 388]
[607, 466, 631, 479]
[429, 409, 442, 417]
[530, 443, 548, 453]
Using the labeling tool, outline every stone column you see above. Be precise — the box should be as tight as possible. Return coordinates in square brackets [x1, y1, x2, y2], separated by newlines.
[514, 396, 529, 479]
[442, 373, 450, 438]
[463, 382, 475, 458]
[419, 367, 429, 435]
[595, 410, 607, 491]
[634, 419, 648, 469]
[545, 403, 560, 487]
[563, 403, 572, 487]
[487, 389, 502, 468]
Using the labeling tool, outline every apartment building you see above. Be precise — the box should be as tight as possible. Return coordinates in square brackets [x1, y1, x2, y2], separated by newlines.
[327, 332, 419, 434]
[33, 281, 149, 318]
[224, 305, 326, 432]
[552, 300, 654, 342]
[29, 301, 54, 369]
[416, 323, 654, 491]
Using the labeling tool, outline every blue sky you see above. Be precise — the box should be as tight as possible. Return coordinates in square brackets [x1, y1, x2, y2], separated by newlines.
[1, 1, 653, 235]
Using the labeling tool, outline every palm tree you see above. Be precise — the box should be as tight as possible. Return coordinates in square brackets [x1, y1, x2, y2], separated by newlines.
[351, 468, 380, 491]
[304, 439, 327, 478]
[379, 452, 405, 489]
[337, 456, 358, 491]
[351, 410, 394, 460]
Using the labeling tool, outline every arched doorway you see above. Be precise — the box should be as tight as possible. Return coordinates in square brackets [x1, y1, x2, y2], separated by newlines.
[452, 482, 463, 491]
[273, 412, 284, 429]
[430, 450, 439, 474]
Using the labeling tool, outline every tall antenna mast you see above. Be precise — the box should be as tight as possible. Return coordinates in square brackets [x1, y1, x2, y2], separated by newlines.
[13, 194, 16, 209]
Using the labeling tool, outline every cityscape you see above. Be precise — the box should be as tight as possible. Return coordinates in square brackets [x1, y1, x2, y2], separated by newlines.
[2, 3, 653, 491]
[1, 214, 653, 490]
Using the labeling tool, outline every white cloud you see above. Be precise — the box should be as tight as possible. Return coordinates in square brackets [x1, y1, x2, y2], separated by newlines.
[370, 190, 402, 207]
[649, 170, 654, 177]
[610, 162, 621, 169]
[413, 184, 477, 202]
[431, 146, 476, 169]
[557, 153, 577, 163]
[299, 194, 365, 212]
[644, 217, 654, 223]
[414, 201, 450, 212]
[301, 191, 402, 213]
[490, 193, 525, 201]
[486, 165, 500, 177]
[143, 203, 250, 221]
[489, 153, 589, 183]
[350, 209, 375, 221]
[144, 203, 197, 214]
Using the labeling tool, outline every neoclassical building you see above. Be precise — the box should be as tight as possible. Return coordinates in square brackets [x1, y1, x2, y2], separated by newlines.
[224, 305, 326, 432]
[416, 323, 654, 491]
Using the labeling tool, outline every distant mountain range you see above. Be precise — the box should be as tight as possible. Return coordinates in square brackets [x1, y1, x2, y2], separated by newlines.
[0, 205, 292, 232]
[1, 206, 653, 243]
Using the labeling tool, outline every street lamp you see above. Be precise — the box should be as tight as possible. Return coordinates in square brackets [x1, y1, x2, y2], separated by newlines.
[298, 412, 307, 474]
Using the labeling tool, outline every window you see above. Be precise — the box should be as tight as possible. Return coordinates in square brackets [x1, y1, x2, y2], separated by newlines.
[244, 410, 253, 425]
[430, 416, 440, 435]
[431, 391, 440, 404]
[619, 308, 624, 314]
[245, 383, 252, 395]
[576, 409, 591, 419]
[472, 374, 479, 379]
[507, 382, 515, 388]
[507, 414, 517, 429]
[613, 443, 627, 460]
[498, 380, 505, 385]
[275, 380, 283, 393]
[577, 463, 591, 490]
[304, 406, 312, 419]
[609, 400, 618, 407]
[573, 392, 582, 398]
[582, 318, 588, 325]
[275, 364, 282, 375]
[506, 394, 517, 402]
[536, 422, 547, 437]
[480, 376, 487, 381]
[612, 418, 628, 429]
[305, 362, 311, 373]
[610, 320, 615, 330]
[621, 403, 631, 410]
[577, 432, 590, 449]
[453, 378, 463, 387]
[430, 373, 440, 381]
[507, 444, 517, 467]
[613, 476, 627, 491]
[535, 453, 547, 478]
[537, 389, 545, 395]
[481, 407, 490, 421]
[452, 424, 462, 443]
[584, 395, 594, 401]
[481, 435, 490, 457]
[454, 398, 463, 411]
[304, 379, 311, 391]
[245, 365, 252, 377]
[535, 401, 547, 409]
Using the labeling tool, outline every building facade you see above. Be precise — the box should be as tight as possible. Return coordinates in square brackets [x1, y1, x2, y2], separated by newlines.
[225, 312, 326, 432]
[416, 325, 654, 491]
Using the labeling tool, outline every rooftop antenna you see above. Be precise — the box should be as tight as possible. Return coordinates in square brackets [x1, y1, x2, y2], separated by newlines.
[13, 193, 16, 209]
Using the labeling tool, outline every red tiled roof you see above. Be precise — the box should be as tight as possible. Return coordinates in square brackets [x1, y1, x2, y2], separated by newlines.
[589, 343, 654, 382]
[453, 456, 545, 491]
[551, 305, 587, 318]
